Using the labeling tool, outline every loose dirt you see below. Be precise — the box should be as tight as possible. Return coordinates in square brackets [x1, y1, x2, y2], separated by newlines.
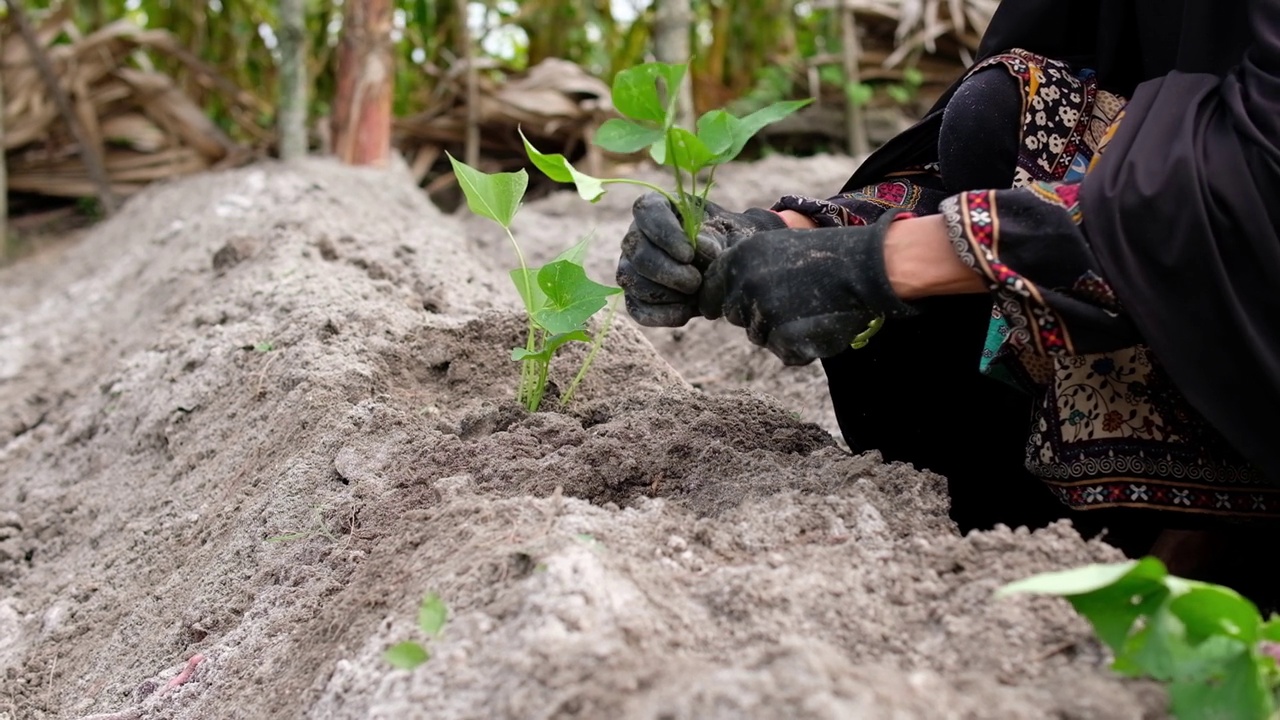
[0, 157, 1165, 719]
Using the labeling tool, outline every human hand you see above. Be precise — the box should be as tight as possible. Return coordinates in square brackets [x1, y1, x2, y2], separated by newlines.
[616, 192, 787, 327]
[698, 211, 919, 365]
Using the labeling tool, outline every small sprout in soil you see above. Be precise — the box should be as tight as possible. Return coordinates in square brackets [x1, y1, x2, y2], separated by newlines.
[997, 557, 1280, 720]
[384, 592, 449, 671]
[446, 153, 623, 413]
[253, 340, 275, 353]
[520, 62, 881, 348]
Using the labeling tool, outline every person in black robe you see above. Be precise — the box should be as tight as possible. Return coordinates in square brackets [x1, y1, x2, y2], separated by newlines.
[614, 0, 1280, 599]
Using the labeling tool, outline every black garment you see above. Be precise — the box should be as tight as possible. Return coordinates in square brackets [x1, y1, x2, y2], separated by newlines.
[821, 0, 1273, 535]
[1082, 0, 1280, 484]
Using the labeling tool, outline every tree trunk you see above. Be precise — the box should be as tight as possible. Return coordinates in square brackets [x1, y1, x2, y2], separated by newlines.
[653, 0, 694, 127]
[458, 0, 479, 168]
[841, 3, 870, 156]
[278, 0, 308, 161]
[1, 27, 7, 251]
[332, 0, 393, 167]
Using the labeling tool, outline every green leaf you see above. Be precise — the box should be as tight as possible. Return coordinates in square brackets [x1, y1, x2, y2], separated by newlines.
[696, 109, 738, 157]
[418, 593, 448, 637]
[1260, 616, 1280, 641]
[384, 641, 429, 670]
[903, 66, 925, 88]
[510, 268, 548, 316]
[997, 558, 1170, 654]
[611, 62, 687, 124]
[886, 84, 913, 105]
[512, 330, 592, 362]
[533, 260, 622, 335]
[721, 98, 813, 163]
[995, 560, 1146, 598]
[520, 129, 606, 203]
[665, 127, 716, 172]
[846, 82, 874, 108]
[447, 153, 526, 228]
[1168, 648, 1274, 720]
[595, 118, 665, 154]
[1170, 585, 1262, 645]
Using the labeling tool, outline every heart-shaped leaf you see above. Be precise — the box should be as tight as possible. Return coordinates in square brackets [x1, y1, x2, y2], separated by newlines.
[520, 129, 605, 202]
[533, 260, 622, 335]
[447, 153, 526, 228]
[664, 127, 716, 173]
[595, 118, 665, 155]
[696, 109, 739, 158]
[611, 62, 687, 124]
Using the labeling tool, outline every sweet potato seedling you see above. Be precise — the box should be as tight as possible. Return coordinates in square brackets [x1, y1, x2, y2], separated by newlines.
[997, 558, 1280, 720]
[520, 61, 810, 245]
[384, 592, 449, 670]
[447, 153, 622, 413]
[520, 61, 883, 348]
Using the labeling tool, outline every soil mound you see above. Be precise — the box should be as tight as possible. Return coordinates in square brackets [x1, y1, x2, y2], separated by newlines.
[0, 158, 1163, 719]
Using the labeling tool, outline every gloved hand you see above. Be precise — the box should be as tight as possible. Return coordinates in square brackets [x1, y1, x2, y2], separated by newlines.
[617, 192, 788, 327]
[698, 210, 919, 365]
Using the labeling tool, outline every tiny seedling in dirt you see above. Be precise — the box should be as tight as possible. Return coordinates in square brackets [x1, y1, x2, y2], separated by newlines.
[997, 557, 1280, 720]
[446, 154, 622, 413]
[383, 592, 449, 670]
[519, 61, 882, 348]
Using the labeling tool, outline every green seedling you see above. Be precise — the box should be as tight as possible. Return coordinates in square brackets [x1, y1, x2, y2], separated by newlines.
[997, 557, 1280, 720]
[519, 62, 881, 348]
[447, 153, 622, 413]
[383, 592, 449, 670]
[521, 61, 810, 246]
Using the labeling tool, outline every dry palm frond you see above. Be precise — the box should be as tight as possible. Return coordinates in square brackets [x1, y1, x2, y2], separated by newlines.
[3, 13, 257, 202]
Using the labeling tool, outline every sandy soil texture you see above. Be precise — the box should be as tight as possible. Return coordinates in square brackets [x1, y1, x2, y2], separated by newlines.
[0, 157, 1165, 719]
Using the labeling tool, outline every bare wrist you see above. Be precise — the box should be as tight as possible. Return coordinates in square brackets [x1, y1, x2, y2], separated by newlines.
[883, 215, 987, 300]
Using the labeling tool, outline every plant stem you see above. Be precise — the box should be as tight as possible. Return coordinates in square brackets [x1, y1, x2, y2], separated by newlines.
[504, 225, 542, 410]
[561, 296, 620, 407]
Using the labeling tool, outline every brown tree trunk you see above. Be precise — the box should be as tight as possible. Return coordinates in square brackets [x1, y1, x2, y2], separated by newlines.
[1, 27, 7, 250]
[278, 0, 309, 161]
[653, 0, 694, 127]
[331, 0, 393, 167]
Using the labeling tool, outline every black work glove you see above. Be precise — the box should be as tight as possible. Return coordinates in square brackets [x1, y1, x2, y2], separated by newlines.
[699, 210, 919, 366]
[617, 192, 788, 327]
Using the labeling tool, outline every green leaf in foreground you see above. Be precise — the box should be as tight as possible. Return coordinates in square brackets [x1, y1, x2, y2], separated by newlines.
[384, 641, 429, 670]
[595, 118, 665, 155]
[447, 153, 526, 228]
[520, 129, 605, 202]
[611, 62, 687, 124]
[534, 260, 622, 335]
[1170, 585, 1262, 645]
[997, 557, 1169, 653]
[418, 593, 448, 637]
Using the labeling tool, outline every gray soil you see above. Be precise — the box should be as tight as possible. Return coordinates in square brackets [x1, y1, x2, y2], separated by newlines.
[0, 157, 1167, 719]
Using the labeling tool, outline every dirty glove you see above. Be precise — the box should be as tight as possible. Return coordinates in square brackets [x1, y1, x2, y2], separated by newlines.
[617, 192, 788, 327]
[698, 210, 919, 366]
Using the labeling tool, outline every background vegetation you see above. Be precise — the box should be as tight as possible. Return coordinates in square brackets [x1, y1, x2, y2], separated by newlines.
[12, 0, 962, 144]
